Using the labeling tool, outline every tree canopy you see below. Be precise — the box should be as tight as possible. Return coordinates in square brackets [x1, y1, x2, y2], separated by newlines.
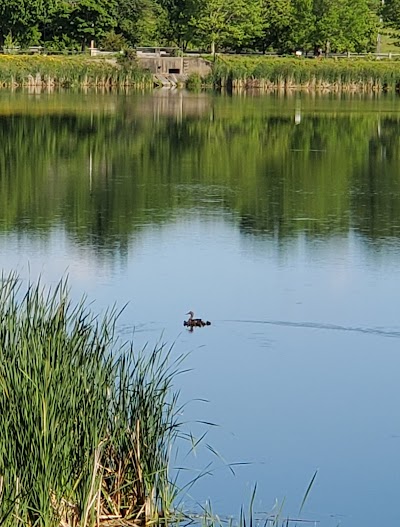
[0, 0, 380, 53]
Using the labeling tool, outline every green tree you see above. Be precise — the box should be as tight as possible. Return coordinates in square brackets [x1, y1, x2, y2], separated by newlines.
[292, 0, 315, 51]
[382, 0, 400, 30]
[66, 0, 117, 50]
[257, 0, 295, 53]
[0, 0, 43, 46]
[191, 0, 263, 53]
[35, 0, 69, 45]
[116, 0, 166, 46]
[159, 0, 198, 49]
[314, 0, 378, 53]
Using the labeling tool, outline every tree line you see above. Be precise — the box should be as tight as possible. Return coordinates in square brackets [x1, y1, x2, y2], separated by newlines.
[1, 0, 399, 55]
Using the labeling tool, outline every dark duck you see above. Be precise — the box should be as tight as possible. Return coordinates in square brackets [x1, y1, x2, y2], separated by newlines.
[184, 311, 211, 328]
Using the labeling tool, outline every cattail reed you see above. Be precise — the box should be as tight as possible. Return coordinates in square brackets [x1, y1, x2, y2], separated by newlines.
[210, 56, 400, 92]
[0, 56, 153, 88]
[0, 274, 182, 526]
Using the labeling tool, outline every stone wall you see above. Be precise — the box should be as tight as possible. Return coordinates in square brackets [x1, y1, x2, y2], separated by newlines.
[137, 56, 211, 77]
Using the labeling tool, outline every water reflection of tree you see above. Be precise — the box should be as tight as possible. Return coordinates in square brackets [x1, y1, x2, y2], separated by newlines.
[1, 99, 400, 259]
[351, 117, 400, 241]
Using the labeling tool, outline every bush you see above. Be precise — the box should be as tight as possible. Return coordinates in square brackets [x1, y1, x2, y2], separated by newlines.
[99, 31, 128, 52]
[186, 72, 202, 90]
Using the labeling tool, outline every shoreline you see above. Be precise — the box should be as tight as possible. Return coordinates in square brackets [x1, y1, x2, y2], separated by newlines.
[1, 54, 400, 92]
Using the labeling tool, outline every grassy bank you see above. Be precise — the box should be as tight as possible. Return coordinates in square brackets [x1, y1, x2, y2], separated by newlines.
[0, 55, 152, 88]
[0, 275, 181, 526]
[2, 53, 400, 92]
[210, 56, 400, 92]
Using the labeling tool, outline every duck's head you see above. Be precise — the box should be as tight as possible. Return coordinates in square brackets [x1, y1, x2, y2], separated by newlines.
[186, 311, 194, 317]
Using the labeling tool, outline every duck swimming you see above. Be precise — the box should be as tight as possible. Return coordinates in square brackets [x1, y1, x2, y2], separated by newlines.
[184, 311, 211, 328]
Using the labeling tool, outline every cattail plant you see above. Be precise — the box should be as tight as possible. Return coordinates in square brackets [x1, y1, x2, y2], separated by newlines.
[0, 273, 182, 526]
[0, 56, 153, 88]
[210, 56, 400, 92]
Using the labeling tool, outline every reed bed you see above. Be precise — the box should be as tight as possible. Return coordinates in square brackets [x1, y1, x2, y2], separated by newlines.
[0, 274, 182, 526]
[0, 55, 152, 88]
[211, 56, 400, 92]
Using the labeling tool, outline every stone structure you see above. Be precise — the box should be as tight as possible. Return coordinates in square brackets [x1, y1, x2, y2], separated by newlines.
[136, 54, 211, 77]
[135, 49, 211, 85]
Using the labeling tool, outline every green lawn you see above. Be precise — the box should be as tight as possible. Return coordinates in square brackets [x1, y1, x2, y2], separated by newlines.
[379, 30, 400, 54]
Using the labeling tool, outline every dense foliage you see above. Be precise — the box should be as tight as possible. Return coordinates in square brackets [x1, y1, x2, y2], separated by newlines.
[0, 0, 382, 53]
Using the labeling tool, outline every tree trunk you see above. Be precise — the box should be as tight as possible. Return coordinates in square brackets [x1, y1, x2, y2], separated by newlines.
[211, 40, 215, 56]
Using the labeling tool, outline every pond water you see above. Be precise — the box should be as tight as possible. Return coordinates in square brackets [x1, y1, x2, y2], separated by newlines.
[1, 89, 400, 526]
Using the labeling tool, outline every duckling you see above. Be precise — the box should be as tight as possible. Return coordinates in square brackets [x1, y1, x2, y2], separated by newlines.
[184, 311, 211, 328]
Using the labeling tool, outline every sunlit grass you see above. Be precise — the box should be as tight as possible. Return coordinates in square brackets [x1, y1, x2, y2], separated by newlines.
[0, 273, 182, 526]
[0, 55, 152, 88]
[211, 56, 400, 91]
[379, 30, 400, 54]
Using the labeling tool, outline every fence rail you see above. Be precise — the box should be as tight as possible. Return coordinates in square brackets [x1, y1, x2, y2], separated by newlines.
[1, 47, 400, 60]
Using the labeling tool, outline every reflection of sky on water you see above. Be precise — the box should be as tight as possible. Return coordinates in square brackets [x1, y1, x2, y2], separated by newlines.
[1, 215, 400, 527]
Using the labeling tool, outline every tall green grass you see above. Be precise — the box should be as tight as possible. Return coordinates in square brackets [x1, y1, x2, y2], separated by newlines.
[211, 56, 400, 92]
[197, 472, 318, 527]
[0, 56, 152, 88]
[0, 274, 182, 526]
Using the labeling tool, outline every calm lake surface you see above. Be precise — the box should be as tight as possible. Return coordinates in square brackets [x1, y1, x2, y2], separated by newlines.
[1, 89, 400, 526]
